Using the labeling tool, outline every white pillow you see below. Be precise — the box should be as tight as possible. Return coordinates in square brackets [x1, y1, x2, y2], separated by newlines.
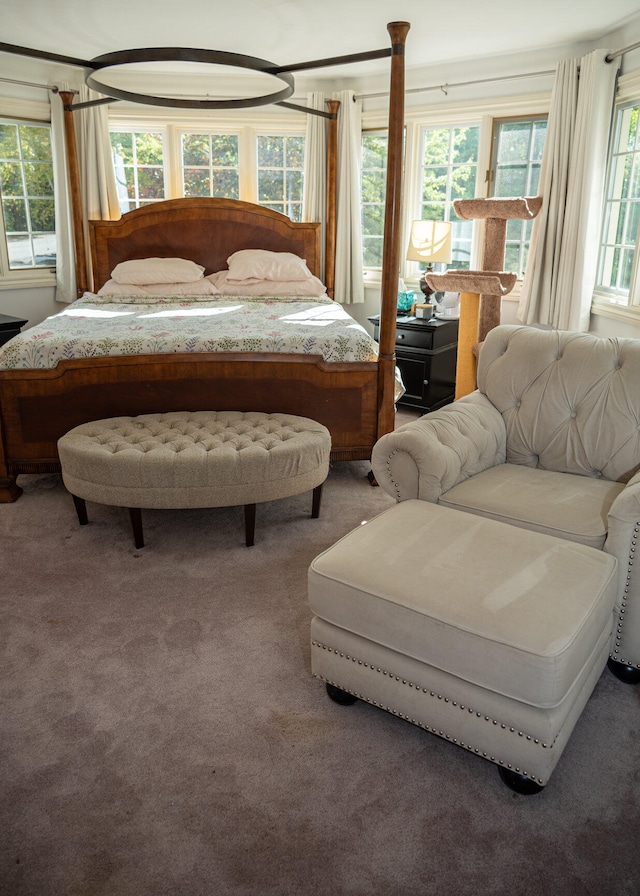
[98, 278, 220, 297]
[111, 257, 205, 285]
[207, 271, 327, 297]
[226, 249, 313, 282]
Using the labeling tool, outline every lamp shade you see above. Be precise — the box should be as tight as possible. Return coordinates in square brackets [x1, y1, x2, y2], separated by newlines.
[406, 220, 452, 264]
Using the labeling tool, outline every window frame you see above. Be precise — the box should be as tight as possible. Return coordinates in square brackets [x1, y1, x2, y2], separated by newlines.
[414, 119, 482, 274]
[592, 69, 640, 324]
[107, 111, 306, 214]
[179, 129, 242, 201]
[0, 97, 57, 291]
[361, 95, 550, 295]
[361, 128, 389, 271]
[110, 127, 168, 212]
[488, 114, 548, 279]
[255, 131, 305, 222]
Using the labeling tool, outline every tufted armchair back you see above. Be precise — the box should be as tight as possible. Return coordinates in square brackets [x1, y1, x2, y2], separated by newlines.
[477, 325, 640, 484]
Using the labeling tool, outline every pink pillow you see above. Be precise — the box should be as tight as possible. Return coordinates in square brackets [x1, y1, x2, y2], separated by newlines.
[207, 271, 327, 297]
[98, 278, 220, 297]
[226, 249, 313, 282]
[111, 257, 205, 285]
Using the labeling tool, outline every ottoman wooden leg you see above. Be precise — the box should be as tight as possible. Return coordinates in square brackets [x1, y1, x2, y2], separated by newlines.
[498, 767, 545, 795]
[128, 508, 145, 549]
[72, 494, 88, 526]
[312, 483, 323, 518]
[326, 683, 357, 705]
[244, 503, 256, 547]
[607, 658, 640, 684]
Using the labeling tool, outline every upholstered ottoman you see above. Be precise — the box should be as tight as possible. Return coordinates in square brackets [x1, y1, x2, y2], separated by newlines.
[58, 411, 331, 548]
[309, 500, 618, 793]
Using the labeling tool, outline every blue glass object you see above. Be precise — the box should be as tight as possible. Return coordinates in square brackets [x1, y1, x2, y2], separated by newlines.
[397, 290, 414, 312]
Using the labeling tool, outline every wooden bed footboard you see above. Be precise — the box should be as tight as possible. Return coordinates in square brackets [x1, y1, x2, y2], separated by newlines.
[0, 352, 394, 502]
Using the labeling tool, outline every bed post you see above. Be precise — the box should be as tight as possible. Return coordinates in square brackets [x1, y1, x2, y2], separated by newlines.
[0, 437, 22, 502]
[325, 99, 340, 299]
[59, 91, 89, 297]
[377, 21, 410, 439]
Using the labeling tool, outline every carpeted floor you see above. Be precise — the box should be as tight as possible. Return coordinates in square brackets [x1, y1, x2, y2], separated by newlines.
[1, 410, 639, 895]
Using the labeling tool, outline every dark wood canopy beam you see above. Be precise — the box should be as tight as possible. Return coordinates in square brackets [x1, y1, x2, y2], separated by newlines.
[268, 47, 392, 75]
[0, 41, 91, 68]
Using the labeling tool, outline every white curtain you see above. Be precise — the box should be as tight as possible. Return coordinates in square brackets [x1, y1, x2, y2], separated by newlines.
[333, 90, 364, 304]
[50, 92, 76, 304]
[302, 91, 327, 276]
[76, 85, 120, 284]
[518, 50, 620, 330]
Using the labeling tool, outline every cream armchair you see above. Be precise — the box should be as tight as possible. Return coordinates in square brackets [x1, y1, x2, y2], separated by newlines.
[372, 324, 640, 684]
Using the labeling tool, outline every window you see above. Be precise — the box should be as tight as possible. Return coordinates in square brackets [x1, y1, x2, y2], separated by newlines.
[110, 130, 165, 213]
[181, 133, 239, 199]
[256, 135, 304, 221]
[597, 100, 640, 307]
[361, 132, 388, 268]
[419, 124, 480, 270]
[109, 126, 305, 221]
[489, 116, 547, 277]
[0, 119, 56, 269]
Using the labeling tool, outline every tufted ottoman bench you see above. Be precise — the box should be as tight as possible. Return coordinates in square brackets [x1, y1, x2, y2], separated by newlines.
[309, 500, 618, 793]
[58, 411, 331, 548]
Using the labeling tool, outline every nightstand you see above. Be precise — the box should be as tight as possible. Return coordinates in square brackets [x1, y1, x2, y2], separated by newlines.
[0, 314, 28, 347]
[368, 314, 458, 412]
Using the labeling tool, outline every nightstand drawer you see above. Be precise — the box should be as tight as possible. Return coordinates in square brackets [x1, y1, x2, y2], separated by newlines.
[395, 327, 435, 349]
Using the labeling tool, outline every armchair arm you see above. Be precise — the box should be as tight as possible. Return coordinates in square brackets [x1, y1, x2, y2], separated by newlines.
[605, 472, 640, 672]
[372, 391, 507, 502]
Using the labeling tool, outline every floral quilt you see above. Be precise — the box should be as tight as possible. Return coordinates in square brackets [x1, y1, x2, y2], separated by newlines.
[0, 294, 381, 369]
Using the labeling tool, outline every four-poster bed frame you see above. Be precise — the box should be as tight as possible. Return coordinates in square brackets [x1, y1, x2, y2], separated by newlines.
[0, 22, 409, 502]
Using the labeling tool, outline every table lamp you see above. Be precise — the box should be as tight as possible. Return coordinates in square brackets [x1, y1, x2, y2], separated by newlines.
[406, 220, 452, 297]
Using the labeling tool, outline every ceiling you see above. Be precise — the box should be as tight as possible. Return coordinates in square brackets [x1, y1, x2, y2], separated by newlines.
[3, 0, 640, 93]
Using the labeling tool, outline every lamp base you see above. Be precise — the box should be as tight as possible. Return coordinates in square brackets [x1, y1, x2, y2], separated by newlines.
[419, 264, 435, 298]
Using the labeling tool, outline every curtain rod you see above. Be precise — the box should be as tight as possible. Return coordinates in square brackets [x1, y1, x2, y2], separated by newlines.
[606, 38, 640, 63]
[355, 68, 556, 101]
[357, 37, 640, 102]
[0, 75, 59, 92]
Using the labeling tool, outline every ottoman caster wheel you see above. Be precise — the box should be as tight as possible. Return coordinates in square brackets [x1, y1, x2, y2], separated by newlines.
[607, 658, 640, 684]
[498, 767, 544, 795]
[326, 683, 358, 706]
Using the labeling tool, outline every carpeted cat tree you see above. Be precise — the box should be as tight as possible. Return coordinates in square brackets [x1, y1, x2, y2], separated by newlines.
[426, 196, 542, 398]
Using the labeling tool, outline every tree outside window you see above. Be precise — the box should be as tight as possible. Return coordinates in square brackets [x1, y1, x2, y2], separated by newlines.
[598, 101, 640, 306]
[257, 135, 304, 221]
[182, 133, 239, 199]
[420, 125, 480, 271]
[489, 116, 547, 277]
[0, 120, 56, 269]
[110, 130, 165, 212]
[361, 133, 388, 268]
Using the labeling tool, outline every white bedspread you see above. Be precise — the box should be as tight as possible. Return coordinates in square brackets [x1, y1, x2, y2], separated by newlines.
[0, 294, 381, 369]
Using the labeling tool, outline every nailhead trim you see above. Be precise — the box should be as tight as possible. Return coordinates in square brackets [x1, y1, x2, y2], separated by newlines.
[312, 639, 550, 785]
[385, 449, 402, 500]
[610, 520, 640, 670]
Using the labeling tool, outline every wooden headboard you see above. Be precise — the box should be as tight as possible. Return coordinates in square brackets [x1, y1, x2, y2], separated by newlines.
[89, 197, 322, 291]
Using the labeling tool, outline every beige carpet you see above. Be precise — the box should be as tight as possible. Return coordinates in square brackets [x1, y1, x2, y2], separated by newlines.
[1, 408, 639, 895]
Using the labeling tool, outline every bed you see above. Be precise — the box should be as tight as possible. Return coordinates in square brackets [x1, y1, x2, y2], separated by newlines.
[0, 22, 409, 502]
[0, 198, 398, 500]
